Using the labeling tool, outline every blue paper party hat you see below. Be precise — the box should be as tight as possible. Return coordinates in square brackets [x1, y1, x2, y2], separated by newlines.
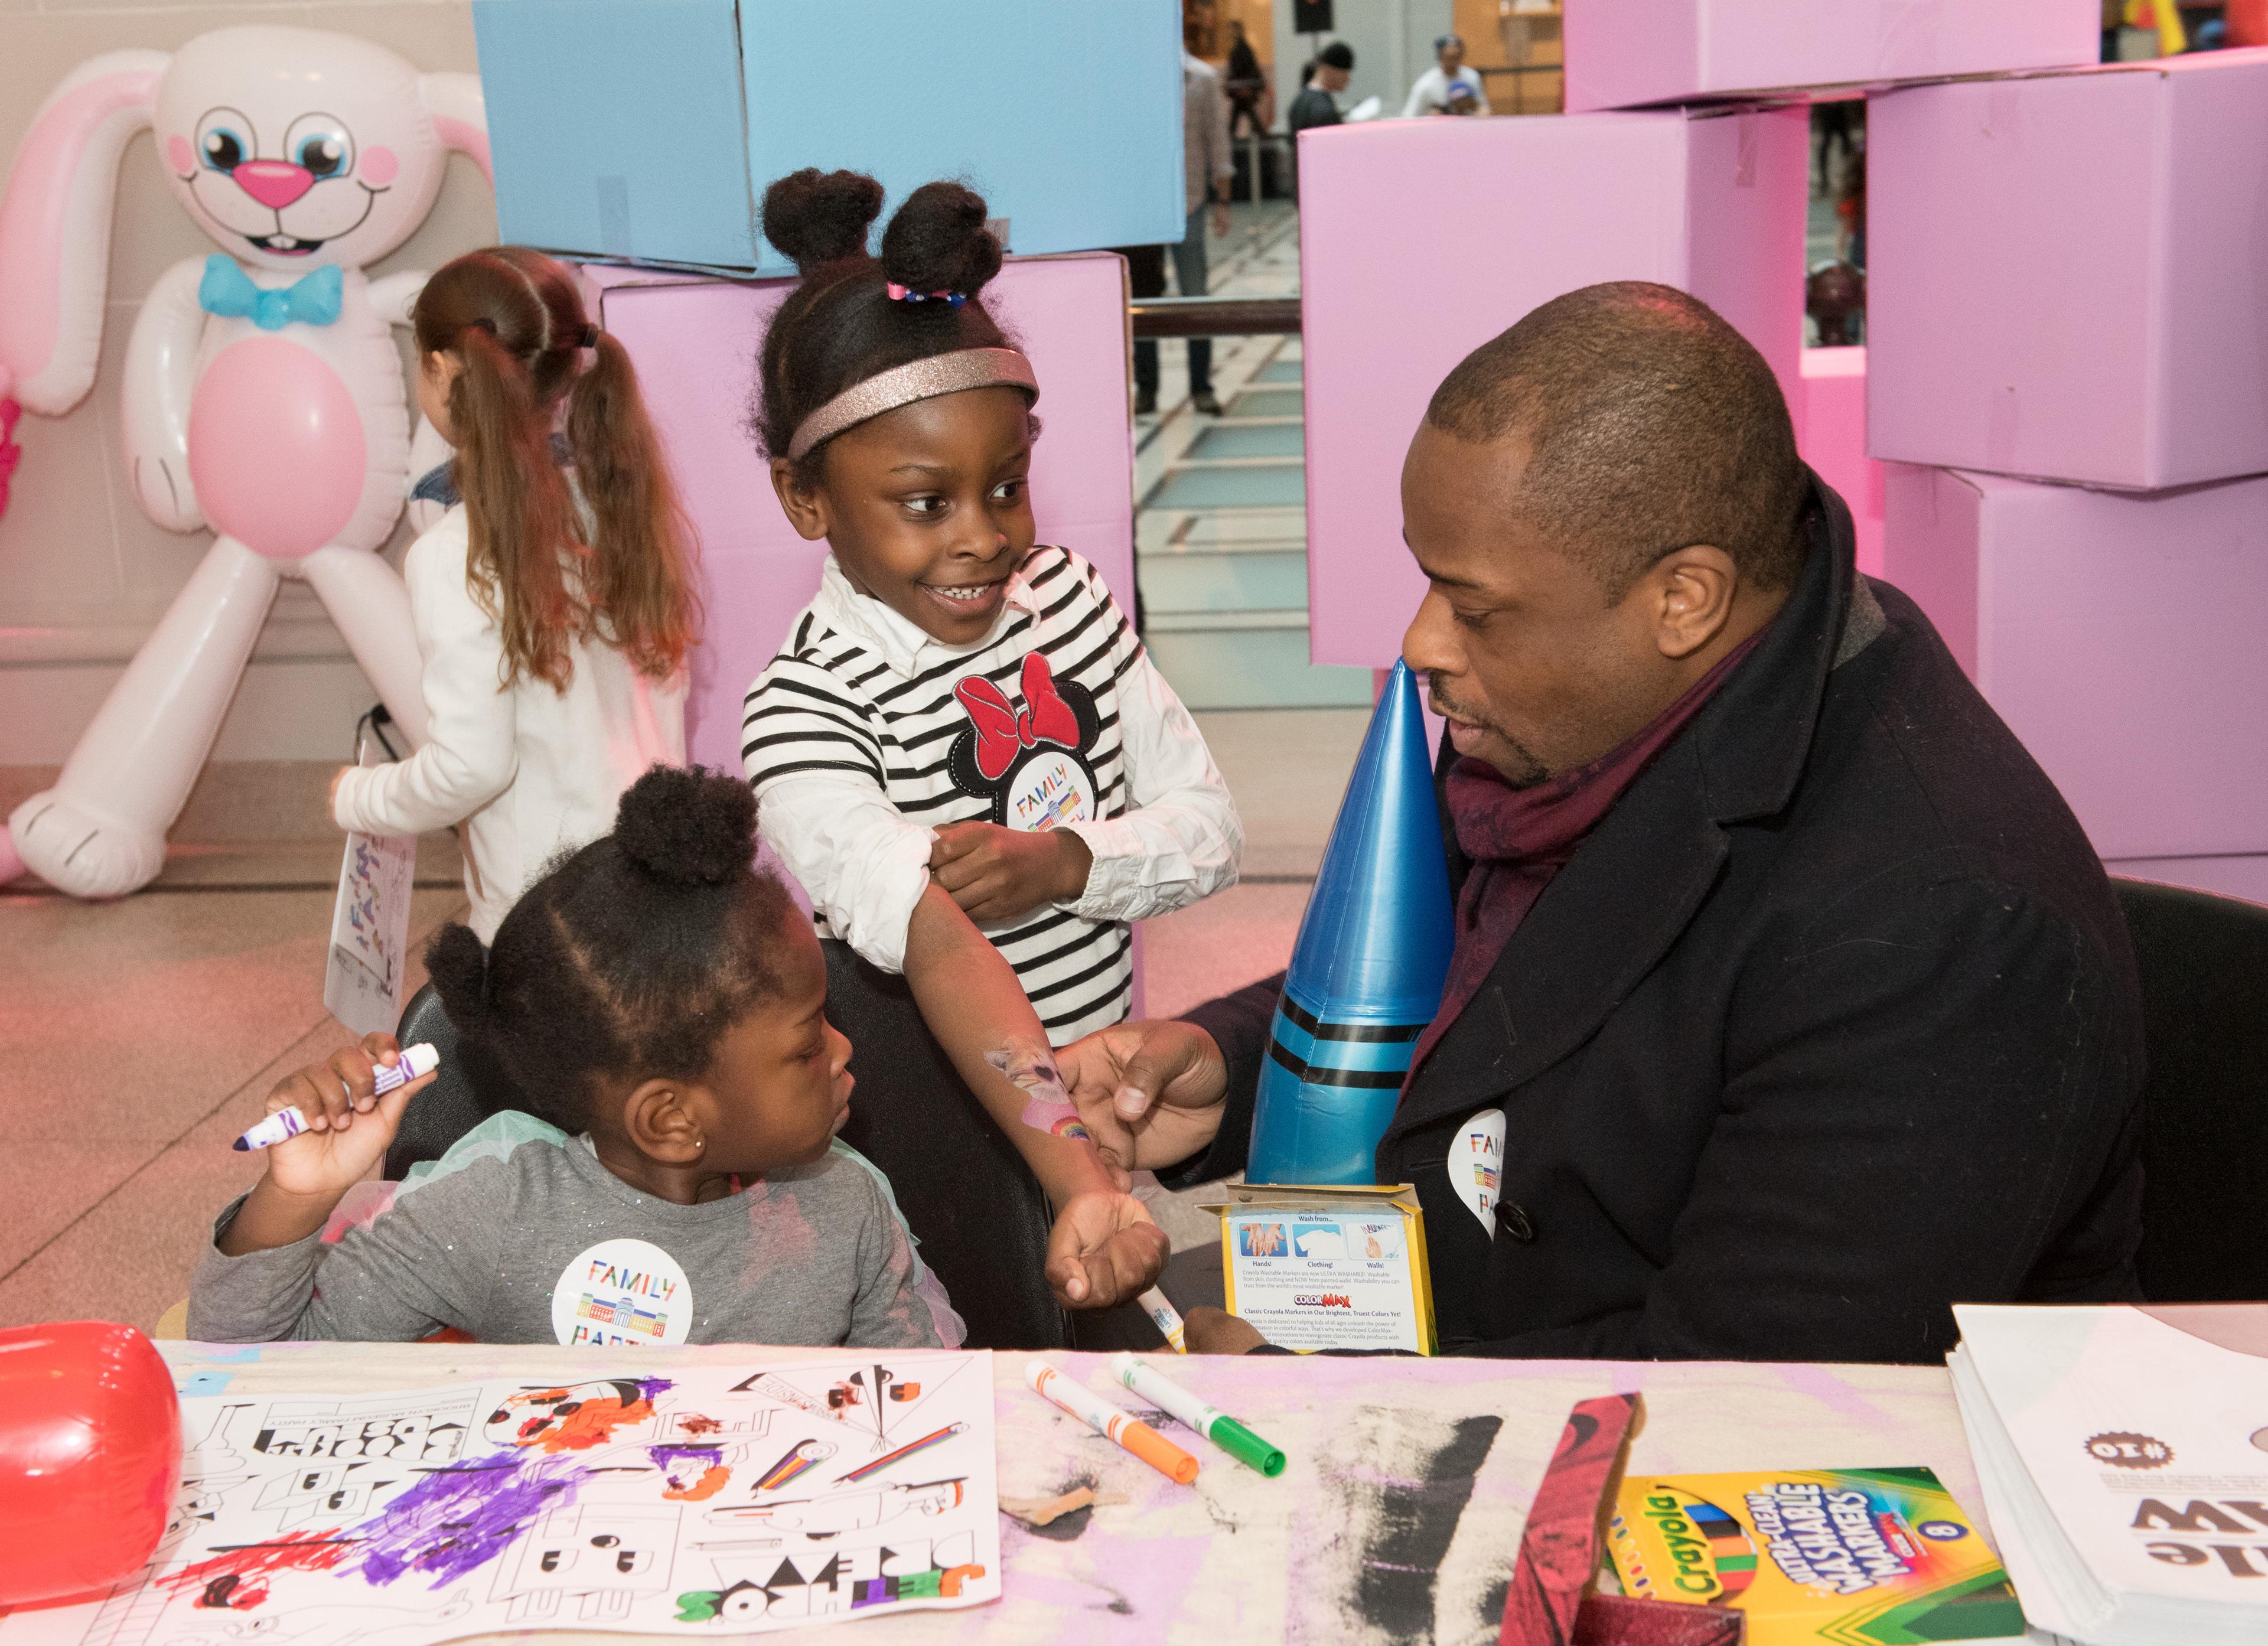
[1247, 660, 1455, 1185]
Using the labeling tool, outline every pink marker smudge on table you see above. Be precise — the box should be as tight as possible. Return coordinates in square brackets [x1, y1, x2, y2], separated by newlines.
[986, 1044, 1092, 1142]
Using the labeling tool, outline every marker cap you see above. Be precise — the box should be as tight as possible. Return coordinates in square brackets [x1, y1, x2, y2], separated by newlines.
[1209, 1415, 1286, 1477]
[1123, 1420, 1201, 1485]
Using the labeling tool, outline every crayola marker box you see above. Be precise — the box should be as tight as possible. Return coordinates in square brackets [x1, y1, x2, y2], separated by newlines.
[1605, 1468, 2027, 1646]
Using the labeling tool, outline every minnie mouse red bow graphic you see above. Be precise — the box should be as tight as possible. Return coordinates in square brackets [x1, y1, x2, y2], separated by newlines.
[955, 653, 1083, 781]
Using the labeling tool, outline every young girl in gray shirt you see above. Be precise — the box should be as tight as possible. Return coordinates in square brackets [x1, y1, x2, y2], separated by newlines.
[191, 767, 957, 1349]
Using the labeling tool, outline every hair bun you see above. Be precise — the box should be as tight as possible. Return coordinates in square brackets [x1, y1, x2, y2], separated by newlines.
[614, 765, 756, 886]
[762, 169, 885, 275]
[423, 921, 493, 1037]
[881, 180, 1002, 301]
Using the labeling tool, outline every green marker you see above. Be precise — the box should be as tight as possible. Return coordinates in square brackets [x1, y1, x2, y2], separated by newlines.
[1109, 1351, 1286, 1477]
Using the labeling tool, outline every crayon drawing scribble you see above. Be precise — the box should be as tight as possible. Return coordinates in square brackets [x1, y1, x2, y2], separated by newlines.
[1289, 1405, 1504, 1646]
[647, 1444, 731, 1501]
[483, 1379, 673, 1453]
[348, 1456, 590, 1587]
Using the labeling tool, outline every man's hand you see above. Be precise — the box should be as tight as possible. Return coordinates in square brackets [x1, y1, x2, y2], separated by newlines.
[1045, 1189, 1169, 1308]
[1184, 1305, 1267, 1355]
[219, 1034, 435, 1255]
[1210, 200, 1233, 238]
[928, 822, 1093, 923]
[1056, 1019, 1230, 1175]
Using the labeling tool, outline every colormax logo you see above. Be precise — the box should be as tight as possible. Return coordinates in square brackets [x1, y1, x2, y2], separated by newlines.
[1293, 1293, 1353, 1308]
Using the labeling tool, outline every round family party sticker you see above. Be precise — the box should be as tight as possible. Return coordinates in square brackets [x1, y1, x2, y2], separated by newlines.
[552, 1238, 692, 1347]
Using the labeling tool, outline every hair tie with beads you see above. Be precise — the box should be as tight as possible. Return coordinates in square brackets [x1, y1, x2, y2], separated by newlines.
[886, 282, 966, 308]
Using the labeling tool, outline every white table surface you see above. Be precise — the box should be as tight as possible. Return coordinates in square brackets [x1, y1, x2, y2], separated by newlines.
[123, 1341, 1976, 1646]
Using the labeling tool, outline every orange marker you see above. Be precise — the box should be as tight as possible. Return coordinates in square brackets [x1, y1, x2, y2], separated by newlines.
[1025, 1358, 1199, 1485]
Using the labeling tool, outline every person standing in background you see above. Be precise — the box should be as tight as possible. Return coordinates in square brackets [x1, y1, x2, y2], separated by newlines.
[1404, 34, 1492, 118]
[1285, 41, 1355, 197]
[1224, 18, 1269, 138]
[1130, 11, 1236, 418]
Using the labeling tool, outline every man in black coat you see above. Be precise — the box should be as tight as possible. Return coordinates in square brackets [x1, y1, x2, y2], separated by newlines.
[1062, 282, 2144, 1364]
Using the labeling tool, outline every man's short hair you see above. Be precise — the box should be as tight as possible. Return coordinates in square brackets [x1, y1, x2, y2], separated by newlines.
[1318, 41, 1355, 70]
[1436, 32, 1463, 51]
[1424, 282, 1810, 596]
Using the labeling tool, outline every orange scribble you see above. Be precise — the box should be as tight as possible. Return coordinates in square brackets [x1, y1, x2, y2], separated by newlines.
[662, 1464, 731, 1502]
[536, 1394, 654, 1452]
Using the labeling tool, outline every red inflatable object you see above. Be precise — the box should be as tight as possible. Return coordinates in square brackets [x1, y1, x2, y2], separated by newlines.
[0, 1321, 181, 1608]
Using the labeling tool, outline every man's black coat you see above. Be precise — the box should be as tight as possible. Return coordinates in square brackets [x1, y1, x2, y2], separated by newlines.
[1172, 478, 2145, 1363]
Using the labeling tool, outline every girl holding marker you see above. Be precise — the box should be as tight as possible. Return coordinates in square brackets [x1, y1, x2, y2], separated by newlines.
[330, 247, 698, 941]
[190, 767, 959, 1349]
[742, 171, 1244, 1313]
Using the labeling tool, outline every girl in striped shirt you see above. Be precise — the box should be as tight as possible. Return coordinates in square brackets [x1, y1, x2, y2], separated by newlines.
[742, 171, 1243, 1321]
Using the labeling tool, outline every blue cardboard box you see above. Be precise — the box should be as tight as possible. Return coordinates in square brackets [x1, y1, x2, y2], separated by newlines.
[472, 0, 1187, 271]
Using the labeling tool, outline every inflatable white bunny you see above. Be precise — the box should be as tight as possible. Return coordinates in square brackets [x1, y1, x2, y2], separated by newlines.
[0, 25, 488, 897]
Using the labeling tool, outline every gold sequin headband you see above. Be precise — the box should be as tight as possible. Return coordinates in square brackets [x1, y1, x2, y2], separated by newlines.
[786, 347, 1040, 462]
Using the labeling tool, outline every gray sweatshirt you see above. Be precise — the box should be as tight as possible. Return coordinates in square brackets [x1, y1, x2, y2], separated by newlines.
[188, 1120, 957, 1348]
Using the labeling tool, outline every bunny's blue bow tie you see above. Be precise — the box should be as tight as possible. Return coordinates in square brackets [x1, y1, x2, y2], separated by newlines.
[197, 256, 343, 331]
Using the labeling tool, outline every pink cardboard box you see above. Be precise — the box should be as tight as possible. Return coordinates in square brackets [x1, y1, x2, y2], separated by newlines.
[593, 253, 1135, 775]
[1868, 50, 2268, 490]
[1798, 346, 1885, 580]
[1298, 107, 1807, 667]
[1565, 0, 2095, 112]
[1882, 463, 2268, 868]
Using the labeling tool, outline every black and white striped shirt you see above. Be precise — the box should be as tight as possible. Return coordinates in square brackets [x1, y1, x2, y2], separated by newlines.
[744, 546, 1242, 1045]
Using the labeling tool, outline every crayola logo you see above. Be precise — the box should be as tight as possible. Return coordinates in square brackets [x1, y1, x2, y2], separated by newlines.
[1292, 1293, 1353, 1308]
[1645, 1492, 1731, 1598]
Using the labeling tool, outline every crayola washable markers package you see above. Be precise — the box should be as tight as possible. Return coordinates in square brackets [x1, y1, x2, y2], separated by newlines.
[1605, 1468, 2027, 1646]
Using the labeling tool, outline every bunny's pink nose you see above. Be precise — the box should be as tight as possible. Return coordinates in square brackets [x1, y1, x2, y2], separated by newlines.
[233, 161, 315, 210]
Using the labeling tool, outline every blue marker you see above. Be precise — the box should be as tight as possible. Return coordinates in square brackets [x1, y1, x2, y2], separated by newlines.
[233, 1043, 438, 1150]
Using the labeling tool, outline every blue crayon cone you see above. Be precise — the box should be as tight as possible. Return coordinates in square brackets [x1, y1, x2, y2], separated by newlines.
[1247, 660, 1455, 1185]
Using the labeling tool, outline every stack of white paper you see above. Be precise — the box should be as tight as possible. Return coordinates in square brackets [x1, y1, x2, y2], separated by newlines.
[1950, 1303, 2268, 1646]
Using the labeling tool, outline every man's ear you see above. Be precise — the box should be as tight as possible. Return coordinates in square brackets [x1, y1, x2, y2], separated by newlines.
[770, 458, 830, 543]
[621, 1077, 706, 1164]
[1648, 545, 1739, 661]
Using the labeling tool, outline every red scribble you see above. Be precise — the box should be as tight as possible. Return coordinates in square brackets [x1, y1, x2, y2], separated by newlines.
[162, 1530, 347, 1599]
[676, 1414, 721, 1436]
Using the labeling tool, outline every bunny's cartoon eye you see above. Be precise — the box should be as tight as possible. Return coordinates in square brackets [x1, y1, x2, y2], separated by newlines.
[195, 108, 256, 173]
[285, 113, 355, 180]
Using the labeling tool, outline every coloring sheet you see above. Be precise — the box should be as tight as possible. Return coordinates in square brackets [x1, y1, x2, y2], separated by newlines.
[5, 1355, 999, 1646]
[322, 826, 415, 1042]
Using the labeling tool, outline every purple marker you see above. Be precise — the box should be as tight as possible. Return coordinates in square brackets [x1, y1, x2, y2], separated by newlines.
[233, 1043, 439, 1150]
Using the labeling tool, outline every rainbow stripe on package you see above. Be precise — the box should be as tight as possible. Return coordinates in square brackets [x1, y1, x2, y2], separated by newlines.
[1606, 1466, 2022, 1646]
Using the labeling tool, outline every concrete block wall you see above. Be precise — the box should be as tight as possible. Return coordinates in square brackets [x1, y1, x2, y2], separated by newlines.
[0, 0, 497, 764]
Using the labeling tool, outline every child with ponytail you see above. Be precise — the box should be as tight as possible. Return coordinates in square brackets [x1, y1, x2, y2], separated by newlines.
[742, 172, 1243, 1321]
[331, 246, 697, 939]
[191, 767, 959, 1348]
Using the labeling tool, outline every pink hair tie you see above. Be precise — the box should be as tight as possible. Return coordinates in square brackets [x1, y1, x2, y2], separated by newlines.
[886, 282, 966, 308]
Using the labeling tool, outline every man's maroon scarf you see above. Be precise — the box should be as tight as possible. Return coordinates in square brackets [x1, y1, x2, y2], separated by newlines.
[1409, 635, 1764, 1078]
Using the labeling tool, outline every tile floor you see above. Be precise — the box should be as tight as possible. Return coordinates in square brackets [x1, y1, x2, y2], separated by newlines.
[0, 706, 1367, 1331]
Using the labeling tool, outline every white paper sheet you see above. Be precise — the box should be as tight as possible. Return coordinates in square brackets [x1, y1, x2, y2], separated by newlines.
[2, 1354, 999, 1646]
[322, 734, 416, 1044]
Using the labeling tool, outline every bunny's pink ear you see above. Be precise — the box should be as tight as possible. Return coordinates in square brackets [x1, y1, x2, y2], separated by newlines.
[0, 50, 166, 415]
[419, 72, 490, 187]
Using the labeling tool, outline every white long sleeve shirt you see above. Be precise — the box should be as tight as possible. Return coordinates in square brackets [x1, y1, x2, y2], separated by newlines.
[333, 504, 687, 940]
[1403, 64, 1491, 117]
[744, 547, 1241, 1045]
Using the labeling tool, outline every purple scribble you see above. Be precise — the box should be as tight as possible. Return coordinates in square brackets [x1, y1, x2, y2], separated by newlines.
[348, 1456, 588, 1588]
